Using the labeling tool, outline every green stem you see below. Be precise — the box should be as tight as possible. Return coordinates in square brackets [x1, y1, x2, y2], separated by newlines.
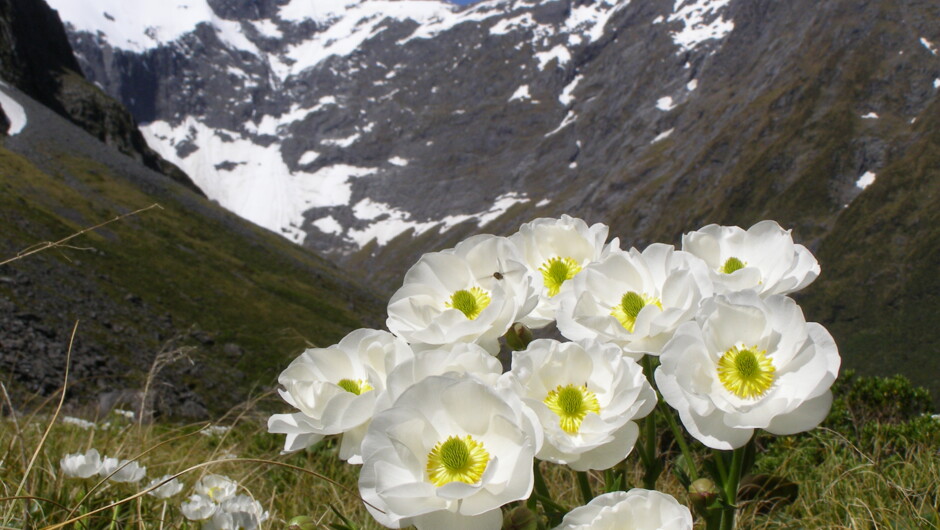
[658, 401, 699, 481]
[719, 446, 746, 530]
[108, 502, 122, 530]
[533, 460, 551, 501]
[640, 355, 660, 489]
[576, 471, 593, 505]
[712, 449, 729, 485]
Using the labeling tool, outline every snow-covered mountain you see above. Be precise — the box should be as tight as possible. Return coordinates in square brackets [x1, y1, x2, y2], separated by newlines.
[49, 0, 741, 248]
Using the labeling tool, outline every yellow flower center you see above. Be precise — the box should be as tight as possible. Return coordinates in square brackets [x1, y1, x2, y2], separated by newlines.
[337, 378, 373, 395]
[426, 435, 490, 486]
[539, 256, 582, 297]
[719, 257, 746, 274]
[717, 345, 775, 399]
[445, 287, 491, 320]
[544, 384, 601, 434]
[207, 486, 224, 502]
[610, 291, 662, 332]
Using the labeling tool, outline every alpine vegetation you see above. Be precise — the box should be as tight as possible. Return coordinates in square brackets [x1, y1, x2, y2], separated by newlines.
[268, 216, 841, 529]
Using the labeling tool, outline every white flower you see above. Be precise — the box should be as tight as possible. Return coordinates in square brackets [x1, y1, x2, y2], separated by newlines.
[61, 416, 96, 430]
[556, 244, 712, 358]
[380, 342, 503, 410]
[221, 494, 269, 529]
[60, 448, 101, 479]
[681, 220, 820, 296]
[553, 489, 693, 530]
[147, 475, 184, 499]
[181, 493, 218, 521]
[386, 234, 538, 354]
[100, 457, 146, 483]
[195, 474, 238, 503]
[268, 328, 413, 462]
[508, 215, 614, 328]
[359, 375, 541, 529]
[655, 291, 841, 449]
[500, 339, 656, 471]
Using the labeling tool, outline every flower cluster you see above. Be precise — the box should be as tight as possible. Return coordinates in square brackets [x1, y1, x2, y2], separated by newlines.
[60, 448, 146, 483]
[180, 474, 268, 529]
[269, 217, 839, 529]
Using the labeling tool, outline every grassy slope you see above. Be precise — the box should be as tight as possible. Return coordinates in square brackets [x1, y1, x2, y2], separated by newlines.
[0, 135, 384, 415]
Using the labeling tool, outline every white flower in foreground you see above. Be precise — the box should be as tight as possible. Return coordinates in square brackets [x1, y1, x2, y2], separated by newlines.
[556, 244, 712, 358]
[60, 448, 101, 479]
[147, 475, 184, 499]
[359, 375, 541, 529]
[500, 339, 656, 470]
[553, 489, 693, 530]
[681, 220, 820, 296]
[100, 457, 146, 483]
[268, 328, 413, 462]
[656, 291, 840, 449]
[508, 215, 614, 328]
[221, 494, 269, 529]
[195, 474, 238, 503]
[387, 234, 538, 354]
[380, 342, 503, 410]
[181, 493, 218, 521]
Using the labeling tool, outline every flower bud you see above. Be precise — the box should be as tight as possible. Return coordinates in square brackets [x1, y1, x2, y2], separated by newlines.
[688, 477, 719, 507]
[502, 505, 538, 530]
[504, 322, 534, 351]
[287, 515, 318, 530]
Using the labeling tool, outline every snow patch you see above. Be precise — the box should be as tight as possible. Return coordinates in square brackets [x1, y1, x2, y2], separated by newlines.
[536, 198, 551, 207]
[656, 96, 676, 111]
[651, 128, 674, 143]
[510, 85, 532, 102]
[298, 150, 320, 165]
[687, 79, 698, 91]
[920, 37, 938, 55]
[934, 78, 940, 89]
[535, 45, 571, 70]
[546, 111, 577, 136]
[559, 75, 582, 106]
[0, 89, 27, 135]
[861, 112, 879, 119]
[388, 156, 409, 166]
[321, 132, 361, 148]
[855, 171, 876, 190]
[668, 0, 734, 54]
[313, 216, 343, 235]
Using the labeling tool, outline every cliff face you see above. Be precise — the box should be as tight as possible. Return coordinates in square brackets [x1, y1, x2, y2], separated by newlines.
[0, 0, 201, 194]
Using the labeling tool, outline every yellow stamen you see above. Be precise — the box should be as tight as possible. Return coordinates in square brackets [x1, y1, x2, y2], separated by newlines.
[719, 257, 746, 274]
[544, 384, 601, 434]
[610, 291, 662, 332]
[445, 287, 491, 320]
[717, 345, 775, 399]
[337, 378, 373, 395]
[426, 435, 490, 486]
[539, 256, 582, 297]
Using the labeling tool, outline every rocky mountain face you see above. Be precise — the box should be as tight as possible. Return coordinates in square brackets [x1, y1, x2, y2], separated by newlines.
[0, 0, 386, 417]
[35, 0, 940, 402]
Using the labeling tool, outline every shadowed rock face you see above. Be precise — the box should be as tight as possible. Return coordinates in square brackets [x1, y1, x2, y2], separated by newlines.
[20, 0, 940, 404]
[0, 0, 201, 194]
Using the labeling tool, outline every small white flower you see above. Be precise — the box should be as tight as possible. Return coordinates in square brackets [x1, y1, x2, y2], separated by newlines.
[100, 457, 146, 483]
[61, 416, 96, 430]
[359, 375, 541, 529]
[221, 494, 269, 529]
[147, 475, 184, 499]
[181, 493, 218, 521]
[268, 328, 413, 462]
[114, 409, 135, 420]
[553, 489, 693, 529]
[556, 244, 712, 358]
[387, 234, 538, 354]
[681, 220, 820, 296]
[60, 448, 101, 479]
[655, 291, 841, 449]
[500, 339, 656, 471]
[200, 425, 232, 437]
[508, 215, 614, 328]
[195, 474, 238, 503]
